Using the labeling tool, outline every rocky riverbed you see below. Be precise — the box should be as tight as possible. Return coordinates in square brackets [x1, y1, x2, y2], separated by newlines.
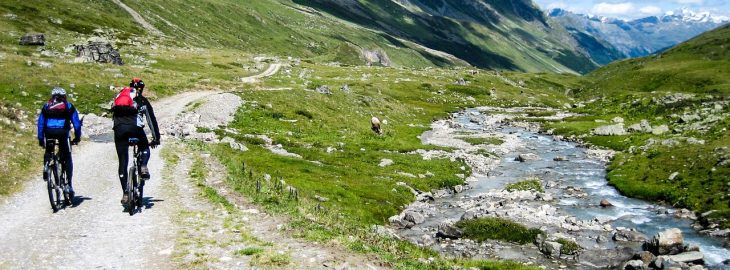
[388, 108, 730, 269]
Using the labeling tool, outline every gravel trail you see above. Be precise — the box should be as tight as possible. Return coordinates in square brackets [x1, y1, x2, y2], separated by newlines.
[0, 91, 213, 269]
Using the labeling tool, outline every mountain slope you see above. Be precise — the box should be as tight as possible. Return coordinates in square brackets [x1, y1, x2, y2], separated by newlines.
[586, 23, 730, 96]
[550, 8, 729, 62]
[292, 0, 599, 73]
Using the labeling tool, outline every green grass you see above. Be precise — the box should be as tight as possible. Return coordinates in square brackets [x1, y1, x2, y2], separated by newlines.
[235, 247, 264, 256]
[505, 178, 544, 193]
[456, 217, 544, 245]
[461, 137, 504, 146]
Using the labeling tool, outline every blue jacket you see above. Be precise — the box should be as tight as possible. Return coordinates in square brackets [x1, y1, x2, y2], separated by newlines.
[37, 101, 82, 140]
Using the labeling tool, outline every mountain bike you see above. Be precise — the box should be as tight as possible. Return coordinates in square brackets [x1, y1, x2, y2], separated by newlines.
[124, 137, 146, 215]
[43, 138, 73, 212]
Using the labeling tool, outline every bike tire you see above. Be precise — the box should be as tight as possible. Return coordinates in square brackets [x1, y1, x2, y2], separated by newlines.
[127, 166, 137, 216]
[48, 165, 61, 213]
[45, 164, 59, 212]
[61, 169, 72, 206]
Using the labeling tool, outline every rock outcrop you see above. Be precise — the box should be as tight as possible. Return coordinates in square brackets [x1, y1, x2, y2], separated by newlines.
[19, 33, 45, 46]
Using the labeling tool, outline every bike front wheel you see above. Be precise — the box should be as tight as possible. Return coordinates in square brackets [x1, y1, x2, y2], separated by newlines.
[46, 164, 60, 212]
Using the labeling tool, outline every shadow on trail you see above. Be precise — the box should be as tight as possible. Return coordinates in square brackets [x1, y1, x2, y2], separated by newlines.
[70, 196, 92, 208]
[142, 197, 163, 209]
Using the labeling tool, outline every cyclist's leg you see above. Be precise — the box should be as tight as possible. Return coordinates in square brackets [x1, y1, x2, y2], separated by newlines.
[114, 126, 132, 193]
[136, 127, 151, 178]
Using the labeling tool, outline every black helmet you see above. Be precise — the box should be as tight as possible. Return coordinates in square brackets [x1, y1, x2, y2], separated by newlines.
[130, 77, 145, 90]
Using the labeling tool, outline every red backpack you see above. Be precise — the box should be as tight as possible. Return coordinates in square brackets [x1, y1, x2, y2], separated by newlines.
[114, 87, 137, 109]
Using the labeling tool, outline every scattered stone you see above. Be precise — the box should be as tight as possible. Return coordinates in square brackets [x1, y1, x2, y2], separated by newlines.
[515, 153, 540, 162]
[651, 125, 670, 135]
[540, 241, 562, 258]
[634, 251, 656, 266]
[19, 33, 45, 46]
[378, 158, 393, 167]
[361, 48, 391, 66]
[453, 185, 464, 193]
[593, 124, 627, 136]
[628, 120, 653, 133]
[612, 117, 624, 123]
[314, 195, 329, 202]
[600, 199, 613, 208]
[668, 172, 679, 181]
[679, 114, 701, 123]
[340, 84, 351, 93]
[455, 78, 467, 86]
[315, 85, 332, 95]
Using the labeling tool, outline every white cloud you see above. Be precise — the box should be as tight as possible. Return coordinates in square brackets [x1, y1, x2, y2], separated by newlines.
[591, 2, 635, 16]
[639, 5, 662, 15]
[675, 0, 704, 4]
[546, 1, 569, 10]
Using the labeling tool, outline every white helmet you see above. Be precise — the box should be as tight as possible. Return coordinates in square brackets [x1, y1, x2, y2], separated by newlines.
[51, 86, 66, 96]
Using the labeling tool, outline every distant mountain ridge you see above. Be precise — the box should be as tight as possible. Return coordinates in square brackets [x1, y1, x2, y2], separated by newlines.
[549, 8, 729, 63]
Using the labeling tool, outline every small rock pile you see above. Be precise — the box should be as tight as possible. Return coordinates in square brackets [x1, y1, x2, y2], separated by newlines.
[75, 41, 123, 65]
[623, 228, 708, 270]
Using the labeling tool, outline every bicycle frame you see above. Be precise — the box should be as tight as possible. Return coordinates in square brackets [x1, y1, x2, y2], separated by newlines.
[44, 138, 70, 211]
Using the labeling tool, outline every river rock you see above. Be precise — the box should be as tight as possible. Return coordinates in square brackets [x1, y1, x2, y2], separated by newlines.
[593, 124, 627, 136]
[453, 185, 464, 193]
[540, 241, 562, 258]
[19, 33, 45, 45]
[600, 199, 614, 207]
[515, 153, 539, 162]
[657, 251, 704, 264]
[634, 251, 656, 266]
[388, 214, 414, 229]
[403, 211, 425, 225]
[613, 228, 648, 242]
[553, 156, 568, 161]
[436, 223, 463, 239]
[623, 260, 645, 270]
[647, 228, 685, 255]
[581, 247, 635, 269]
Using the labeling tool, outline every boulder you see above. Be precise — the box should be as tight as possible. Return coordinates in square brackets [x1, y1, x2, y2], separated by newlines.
[340, 84, 351, 93]
[19, 33, 45, 45]
[436, 223, 463, 239]
[613, 229, 648, 242]
[647, 228, 685, 255]
[628, 120, 653, 133]
[600, 199, 614, 207]
[75, 41, 123, 65]
[378, 158, 394, 167]
[515, 153, 539, 162]
[594, 124, 627, 136]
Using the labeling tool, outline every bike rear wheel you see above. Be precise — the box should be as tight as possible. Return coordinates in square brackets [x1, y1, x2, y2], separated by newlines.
[127, 166, 137, 215]
[46, 163, 61, 212]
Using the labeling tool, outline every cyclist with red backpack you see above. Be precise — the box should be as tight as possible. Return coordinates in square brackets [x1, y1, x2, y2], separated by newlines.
[112, 78, 160, 205]
[37, 87, 82, 196]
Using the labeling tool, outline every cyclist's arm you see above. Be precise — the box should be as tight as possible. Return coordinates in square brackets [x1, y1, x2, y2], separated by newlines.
[37, 106, 46, 141]
[69, 103, 82, 139]
[142, 97, 161, 142]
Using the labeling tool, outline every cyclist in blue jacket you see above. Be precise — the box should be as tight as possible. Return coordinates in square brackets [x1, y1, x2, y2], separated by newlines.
[37, 87, 82, 196]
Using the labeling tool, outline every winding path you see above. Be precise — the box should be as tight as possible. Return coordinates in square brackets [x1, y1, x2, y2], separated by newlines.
[111, 0, 164, 36]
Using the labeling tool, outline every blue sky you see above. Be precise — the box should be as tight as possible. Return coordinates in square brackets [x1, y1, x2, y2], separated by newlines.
[532, 0, 730, 19]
